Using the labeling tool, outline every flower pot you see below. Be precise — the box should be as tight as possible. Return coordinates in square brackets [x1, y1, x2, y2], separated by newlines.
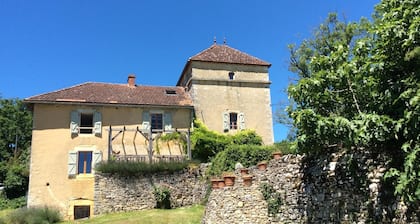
[242, 175, 253, 187]
[223, 174, 236, 186]
[211, 178, 220, 189]
[240, 168, 249, 176]
[272, 151, 282, 160]
[218, 179, 225, 188]
[257, 161, 268, 171]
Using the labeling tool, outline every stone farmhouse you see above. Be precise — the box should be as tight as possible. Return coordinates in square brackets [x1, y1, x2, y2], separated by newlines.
[24, 43, 274, 219]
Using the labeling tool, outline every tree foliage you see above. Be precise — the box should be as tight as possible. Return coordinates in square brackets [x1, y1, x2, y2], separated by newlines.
[0, 98, 32, 199]
[287, 0, 419, 203]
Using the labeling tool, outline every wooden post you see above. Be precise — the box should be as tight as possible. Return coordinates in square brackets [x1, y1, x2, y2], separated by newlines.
[108, 126, 112, 161]
[148, 127, 153, 163]
[187, 128, 191, 160]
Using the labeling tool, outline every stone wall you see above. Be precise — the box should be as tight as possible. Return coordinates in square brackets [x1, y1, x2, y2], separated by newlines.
[203, 151, 419, 223]
[94, 164, 208, 215]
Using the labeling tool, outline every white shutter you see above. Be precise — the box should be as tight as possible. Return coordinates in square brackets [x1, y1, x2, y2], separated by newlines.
[142, 111, 150, 130]
[239, 112, 245, 130]
[93, 111, 102, 136]
[164, 112, 173, 131]
[68, 151, 77, 176]
[92, 150, 103, 169]
[223, 112, 229, 131]
[70, 111, 80, 134]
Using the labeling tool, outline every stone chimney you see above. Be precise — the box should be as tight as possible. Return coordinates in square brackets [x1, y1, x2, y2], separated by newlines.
[127, 74, 136, 87]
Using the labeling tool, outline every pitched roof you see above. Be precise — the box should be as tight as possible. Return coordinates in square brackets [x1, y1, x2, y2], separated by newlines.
[25, 82, 193, 107]
[189, 44, 271, 66]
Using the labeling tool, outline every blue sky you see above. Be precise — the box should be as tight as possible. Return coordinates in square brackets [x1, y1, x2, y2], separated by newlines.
[0, 0, 380, 142]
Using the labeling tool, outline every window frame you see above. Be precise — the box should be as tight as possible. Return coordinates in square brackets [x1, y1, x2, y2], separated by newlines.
[150, 112, 163, 131]
[77, 151, 93, 174]
[229, 112, 238, 130]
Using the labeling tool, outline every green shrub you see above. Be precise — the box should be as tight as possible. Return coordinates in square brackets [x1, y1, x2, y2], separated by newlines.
[7, 206, 61, 224]
[95, 160, 191, 176]
[0, 194, 26, 210]
[207, 145, 272, 177]
[191, 120, 265, 162]
[259, 183, 282, 216]
[272, 140, 296, 155]
[153, 186, 171, 209]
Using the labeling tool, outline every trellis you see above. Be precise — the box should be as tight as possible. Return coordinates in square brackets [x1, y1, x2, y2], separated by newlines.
[107, 126, 191, 163]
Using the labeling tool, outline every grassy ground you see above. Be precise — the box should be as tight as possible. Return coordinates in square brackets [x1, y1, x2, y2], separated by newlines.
[64, 205, 205, 224]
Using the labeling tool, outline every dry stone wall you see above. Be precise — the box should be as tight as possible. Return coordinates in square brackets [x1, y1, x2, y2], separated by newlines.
[203, 151, 419, 224]
[94, 164, 208, 215]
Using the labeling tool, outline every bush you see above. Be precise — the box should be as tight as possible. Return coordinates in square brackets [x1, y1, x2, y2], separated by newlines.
[191, 120, 264, 162]
[0, 194, 26, 210]
[153, 186, 171, 209]
[272, 140, 296, 155]
[207, 145, 272, 177]
[95, 160, 192, 176]
[7, 206, 61, 224]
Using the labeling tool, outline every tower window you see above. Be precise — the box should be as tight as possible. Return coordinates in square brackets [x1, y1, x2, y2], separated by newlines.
[228, 72, 235, 80]
[229, 113, 238, 130]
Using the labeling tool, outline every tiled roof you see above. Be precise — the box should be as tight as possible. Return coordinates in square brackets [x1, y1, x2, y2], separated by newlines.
[25, 82, 193, 107]
[189, 44, 271, 66]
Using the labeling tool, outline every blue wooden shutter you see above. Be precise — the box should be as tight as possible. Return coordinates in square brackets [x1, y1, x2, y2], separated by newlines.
[142, 111, 150, 130]
[93, 111, 102, 136]
[239, 112, 245, 130]
[223, 112, 229, 131]
[70, 111, 80, 134]
[164, 112, 173, 131]
[68, 151, 77, 176]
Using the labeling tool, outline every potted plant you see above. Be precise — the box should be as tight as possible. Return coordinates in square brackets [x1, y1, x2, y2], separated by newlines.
[242, 174, 253, 187]
[257, 161, 268, 171]
[222, 172, 236, 186]
[272, 151, 282, 160]
[218, 179, 226, 188]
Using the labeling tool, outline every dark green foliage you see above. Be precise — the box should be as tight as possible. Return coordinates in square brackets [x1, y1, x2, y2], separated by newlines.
[191, 120, 263, 162]
[153, 186, 171, 209]
[259, 183, 282, 215]
[0, 194, 26, 210]
[0, 98, 32, 200]
[7, 206, 61, 224]
[272, 140, 296, 155]
[207, 145, 272, 177]
[95, 160, 191, 176]
[287, 0, 419, 203]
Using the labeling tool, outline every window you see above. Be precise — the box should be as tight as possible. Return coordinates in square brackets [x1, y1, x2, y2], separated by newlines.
[223, 112, 245, 131]
[151, 113, 163, 130]
[78, 151, 92, 174]
[74, 205, 90, 219]
[80, 113, 93, 134]
[68, 149, 102, 176]
[229, 113, 238, 130]
[142, 111, 173, 132]
[70, 110, 102, 136]
[228, 72, 235, 80]
[165, 89, 177, 95]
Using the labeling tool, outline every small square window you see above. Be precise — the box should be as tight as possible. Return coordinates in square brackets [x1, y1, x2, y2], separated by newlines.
[74, 205, 90, 219]
[228, 72, 235, 80]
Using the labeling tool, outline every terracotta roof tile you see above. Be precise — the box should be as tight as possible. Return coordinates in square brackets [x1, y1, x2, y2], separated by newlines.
[189, 44, 271, 66]
[25, 82, 193, 107]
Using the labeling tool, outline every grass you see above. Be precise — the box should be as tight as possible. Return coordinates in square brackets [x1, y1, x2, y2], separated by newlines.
[64, 205, 205, 224]
[0, 209, 13, 219]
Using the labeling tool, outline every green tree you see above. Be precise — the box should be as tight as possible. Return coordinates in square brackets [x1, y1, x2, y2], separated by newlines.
[0, 98, 32, 198]
[287, 0, 419, 204]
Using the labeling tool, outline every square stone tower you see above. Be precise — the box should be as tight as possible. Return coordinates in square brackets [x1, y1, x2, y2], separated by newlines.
[177, 43, 274, 144]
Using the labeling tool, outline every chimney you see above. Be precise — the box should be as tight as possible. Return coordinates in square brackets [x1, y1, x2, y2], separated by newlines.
[127, 74, 136, 87]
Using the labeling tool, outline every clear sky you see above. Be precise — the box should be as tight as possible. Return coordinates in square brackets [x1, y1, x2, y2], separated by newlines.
[0, 0, 380, 142]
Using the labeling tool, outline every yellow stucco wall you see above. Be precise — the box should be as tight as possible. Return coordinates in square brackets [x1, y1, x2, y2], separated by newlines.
[185, 61, 274, 144]
[27, 103, 192, 220]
